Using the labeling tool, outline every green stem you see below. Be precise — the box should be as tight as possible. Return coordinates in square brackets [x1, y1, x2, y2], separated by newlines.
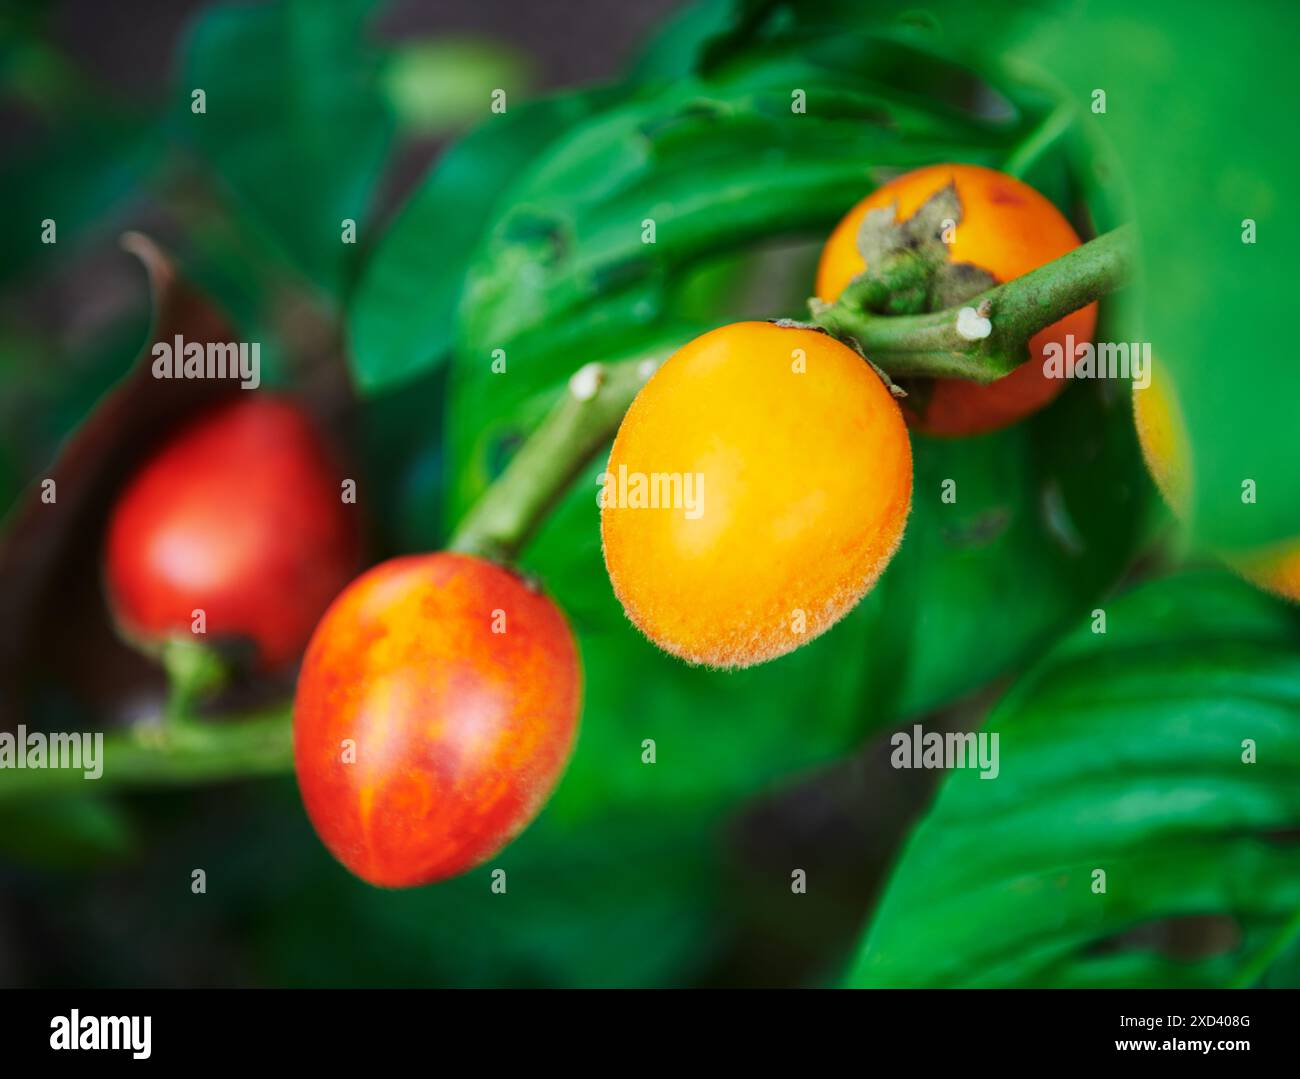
[813, 224, 1134, 384]
[160, 637, 229, 728]
[0, 705, 292, 801]
[448, 358, 657, 563]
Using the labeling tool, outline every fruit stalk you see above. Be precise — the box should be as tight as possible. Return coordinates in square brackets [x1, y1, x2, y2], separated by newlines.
[160, 637, 230, 729]
[813, 224, 1133, 384]
[0, 705, 292, 800]
[448, 358, 657, 563]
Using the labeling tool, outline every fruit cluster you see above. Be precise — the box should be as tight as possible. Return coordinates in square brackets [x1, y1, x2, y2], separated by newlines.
[98, 164, 1292, 890]
[604, 164, 1093, 667]
[104, 395, 580, 887]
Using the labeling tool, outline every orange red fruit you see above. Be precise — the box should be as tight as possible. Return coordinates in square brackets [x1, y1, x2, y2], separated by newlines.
[816, 163, 1096, 436]
[293, 552, 581, 887]
[600, 321, 912, 668]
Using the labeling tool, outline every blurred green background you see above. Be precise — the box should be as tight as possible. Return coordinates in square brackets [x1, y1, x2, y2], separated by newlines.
[1, 0, 1298, 987]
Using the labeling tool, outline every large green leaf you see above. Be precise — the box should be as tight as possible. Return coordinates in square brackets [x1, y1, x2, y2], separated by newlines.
[347, 86, 623, 394]
[177, 0, 394, 300]
[627, 0, 738, 82]
[1005, 1, 1300, 553]
[347, 0, 767, 399]
[849, 570, 1300, 987]
[876, 377, 1148, 716]
[456, 38, 1023, 366]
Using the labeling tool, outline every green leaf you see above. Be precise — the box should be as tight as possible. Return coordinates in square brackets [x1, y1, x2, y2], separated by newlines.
[849, 570, 1300, 988]
[1254, 923, 1300, 988]
[877, 377, 1148, 716]
[177, 0, 394, 300]
[347, 86, 623, 394]
[456, 49, 1021, 373]
[627, 0, 738, 82]
[1005, 1, 1300, 553]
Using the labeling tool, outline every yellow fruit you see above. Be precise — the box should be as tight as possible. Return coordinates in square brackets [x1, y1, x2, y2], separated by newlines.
[600, 321, 913, 668]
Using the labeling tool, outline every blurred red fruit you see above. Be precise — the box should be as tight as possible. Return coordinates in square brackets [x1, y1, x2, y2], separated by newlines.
[104, 394, 360, 671]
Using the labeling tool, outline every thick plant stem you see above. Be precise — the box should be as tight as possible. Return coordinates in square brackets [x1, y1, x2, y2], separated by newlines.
[448, 357, 657, 564]
[813, 224, 1134, 383]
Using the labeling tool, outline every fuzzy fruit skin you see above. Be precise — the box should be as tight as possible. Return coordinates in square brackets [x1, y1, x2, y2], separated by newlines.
[816, 163, 1097, 436]
[601, 321, 912, 669]
[293, 552, 581, 888]
[105, 395, 359, 671]
[1134, 363, 1300, 602]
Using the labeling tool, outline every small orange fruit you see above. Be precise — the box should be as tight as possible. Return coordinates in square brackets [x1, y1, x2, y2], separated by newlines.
[816, 163, 1096, 436]
[600, 321, 912, 668]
